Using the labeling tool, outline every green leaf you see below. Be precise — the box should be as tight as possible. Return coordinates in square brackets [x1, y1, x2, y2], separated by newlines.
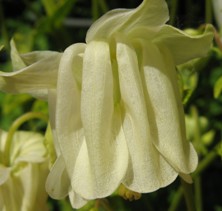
[214, 76, 222, 98]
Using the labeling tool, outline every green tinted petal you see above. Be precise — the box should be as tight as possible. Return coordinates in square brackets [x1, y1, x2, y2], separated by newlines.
[86, 0, 168, 42]
[11, 131, 46, 165]
[153, 24, 214, 65]
[0, 165, 10, 185]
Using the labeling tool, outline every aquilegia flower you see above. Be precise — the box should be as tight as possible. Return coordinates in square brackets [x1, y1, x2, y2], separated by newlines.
[0, 129, 49, 211]
[0, 0, 213, 208]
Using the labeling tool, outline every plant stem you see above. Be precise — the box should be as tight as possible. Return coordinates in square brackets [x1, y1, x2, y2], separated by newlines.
[169, 0, 178, 25]
[205, 0, 212, 23]
[180, 178, 196, 211]
[194, 176, 203, 211]
[3, 112, 48, 166]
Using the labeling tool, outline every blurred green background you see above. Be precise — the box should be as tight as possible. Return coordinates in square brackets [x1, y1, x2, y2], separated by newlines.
[0, 0, 222, 210]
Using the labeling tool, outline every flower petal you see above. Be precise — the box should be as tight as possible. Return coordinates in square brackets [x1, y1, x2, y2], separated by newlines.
[0, 165, 10, 185]
[11, 131, 47, 164]
[0, 50, 62, 99]
[153, 24, 214, 65]
[68, 190, 88, 209]
[140, 41, 198, 174]
[56, 43, 85, 179]
[45, 155, 70, 199]
[116, 37, 177, 192]
[72, 41, 128, 199]
[86, 0, 168, 42]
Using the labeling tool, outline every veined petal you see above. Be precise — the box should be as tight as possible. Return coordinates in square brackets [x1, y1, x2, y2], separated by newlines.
[0, 51, 62, 100]
[0, 165, 10, 185]
[56, 43, 86, 179]
[72, 41, 128, 199]
[153, 24, 214, 65]
[86, 0, 168, 42]
[116, 37, 177, 192]
[10, 131, 46, 165]
[19, 163, 49, 211]
[140, 41, 198, 174]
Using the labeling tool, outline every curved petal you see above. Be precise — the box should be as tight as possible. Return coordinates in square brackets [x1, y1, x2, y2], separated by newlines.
[140, 41, 198, 174]
[0, 51, 62, 100]
[11, 131, 46, 164]
[56, 43, 86, 180]
[0, 165, 10, 185]
[116, 37, 177, 192]
[68, 190, 88, 209]
[86, 0, 168, 42]
[72, 41, 128, 199]
[45, 155, 70, 199]
[153, 24, 214, 65]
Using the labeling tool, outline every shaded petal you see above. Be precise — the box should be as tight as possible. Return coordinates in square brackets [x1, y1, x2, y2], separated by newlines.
[140, 41, 198, 173]
[68, 191, 88, 209]
[116, 37, 177, 192]
[86, 0, 168, 42]
[0, 51, 62, 99]
[10, 131, 46, 164]
[56, 43, 86, 179]
[72, 41, 128, 199]
[45, 155, 70, 199]
[153, 24, 214, 65]
[19, 163, 49, 211]
[0, 165, 10, 185]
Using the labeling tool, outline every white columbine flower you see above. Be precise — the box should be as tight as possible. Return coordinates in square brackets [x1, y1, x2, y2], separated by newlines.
[0, 129, 49, 211]
[0, 0, 213, 208]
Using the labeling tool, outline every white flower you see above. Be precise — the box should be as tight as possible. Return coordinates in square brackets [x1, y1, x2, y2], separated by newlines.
[0, 0, 213, 208]
[0, 130, 49, 211]
[212, 0, 222, 30]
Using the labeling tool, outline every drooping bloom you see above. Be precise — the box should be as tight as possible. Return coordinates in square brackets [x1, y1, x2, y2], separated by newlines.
[0, 0, 214, 208]
[0, 129, 49, 211]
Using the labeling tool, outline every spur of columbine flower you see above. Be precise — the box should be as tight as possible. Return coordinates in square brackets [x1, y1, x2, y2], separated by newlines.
[0, 0, 214, 208]
[0, 129, 49, 211]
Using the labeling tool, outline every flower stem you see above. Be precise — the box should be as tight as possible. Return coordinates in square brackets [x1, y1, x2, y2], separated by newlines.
[169, 0, 178, 26]
[3, 112, 48, 166]
[205, 0, 212, 23]
[180, 178, 196, 211]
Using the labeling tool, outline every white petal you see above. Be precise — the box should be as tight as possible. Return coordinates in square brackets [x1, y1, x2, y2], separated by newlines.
[10, 131, 46, 164]
[116, 37, 177, 192]
[153, 24, 214, 65]
[0, 51, 62, 99]
[0, 165, 10, 185]
[140, 41, 198, 174]
[45, 155, 70, 199]
[56, 43, 86, 178]
[68, 191, 88, 209]
[86, 0, 168, 42]
[72, 41, 128, 199]
[19, 163, 49, 211]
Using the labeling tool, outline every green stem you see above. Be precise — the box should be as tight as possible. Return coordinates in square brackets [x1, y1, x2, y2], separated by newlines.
[169, 143, 219, 211]
[169, 0, 178, 26]
[168, 187, 183, 211]
[194, 176, 203, 211]
[180, 178, 196, 211]
[205, 0, 212, 23]
[3, 112, 48, 166]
